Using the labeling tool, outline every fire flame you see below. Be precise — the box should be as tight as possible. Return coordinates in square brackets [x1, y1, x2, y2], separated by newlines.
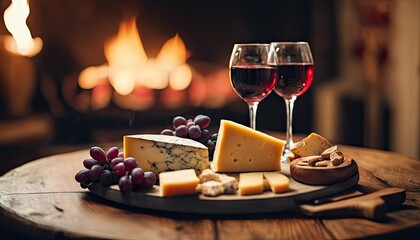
[3, 0, 42, 57]
[79, 17, 192, 97]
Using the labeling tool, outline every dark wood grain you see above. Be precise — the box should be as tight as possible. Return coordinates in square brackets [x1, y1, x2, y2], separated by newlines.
[0, 145, 419, 239]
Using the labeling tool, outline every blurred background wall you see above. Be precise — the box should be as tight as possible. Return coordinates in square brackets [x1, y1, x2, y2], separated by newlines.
[0, 0, 418, 174]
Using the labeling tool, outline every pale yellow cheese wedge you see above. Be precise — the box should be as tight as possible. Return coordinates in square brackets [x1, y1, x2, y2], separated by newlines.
[238, 172, 264, 195]
[290, 132, 333, 157]
[263, 172, 289, 193]
[159, 169, 199, 197]
[212, 120, 286, 172]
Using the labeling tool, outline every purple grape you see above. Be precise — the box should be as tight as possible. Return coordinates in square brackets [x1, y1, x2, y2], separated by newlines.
[194, 115, 211, 129]
[75, 169, 90, 183]
[111, 171, 120, 185]
[175, 125, 188, 138]
[141, 172, 156, 189]
[80, 179, 92, 189]
[118, 152, 125, 158]
[90, 146, 107, 164]
[124, 157, 138, 173]
[109, 157, 124, 169]
[131, 168, 145, 185]
[100, 169, 113, 186]
[188, 125, 201, 139]
[106, 147, 119, 160]
[198, 129, 210, 143]
[113, 162, 126, 176]
[118, 176, 133, 193]
[172, 116, 187, 129]
[205, 140, 215, 152]
[186, 121, 195, 128]
[83, 158, 98, 169]
[161, 129, 174, 136]
[211, 133, 218, 141]
[89, 164, 103, 181]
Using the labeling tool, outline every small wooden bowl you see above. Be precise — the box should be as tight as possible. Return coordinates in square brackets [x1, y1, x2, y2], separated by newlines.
[290, 156, 358, 185]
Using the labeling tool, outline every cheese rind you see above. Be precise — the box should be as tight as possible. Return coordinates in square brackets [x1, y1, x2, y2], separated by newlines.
[159, 169, 199, 197]
[124, 134, 209, 176]
[290, 133, 333, 157]
[212, 120, 286, 172]
[238, 172, 264, 195]
[263, 172, 290, 193]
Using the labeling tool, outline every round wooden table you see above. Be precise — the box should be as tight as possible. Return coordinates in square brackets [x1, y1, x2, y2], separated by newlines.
[0, 145, 419, 239]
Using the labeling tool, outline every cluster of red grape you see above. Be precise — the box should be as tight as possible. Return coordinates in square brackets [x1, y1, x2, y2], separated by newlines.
[74, 146, 156, 193]
[160, 115, 217, 153]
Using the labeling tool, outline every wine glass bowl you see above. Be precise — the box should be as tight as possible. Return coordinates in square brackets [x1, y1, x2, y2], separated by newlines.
[271, 42, 314, 161]
[229, 43, 277, 130]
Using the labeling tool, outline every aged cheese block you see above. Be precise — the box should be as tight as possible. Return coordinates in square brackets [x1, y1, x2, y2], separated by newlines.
[159, 169, 199, 197]
[124, 134, 209, 176]
[212, 120, 286, 172]
[263, 172, 290, 193]
[238, 172, 264, 195]
[290, 132, 333, 157]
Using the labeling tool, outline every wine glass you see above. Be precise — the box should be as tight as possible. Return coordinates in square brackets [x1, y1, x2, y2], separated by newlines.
[229, 43, 277, 130]
[271, 42, 314, 161]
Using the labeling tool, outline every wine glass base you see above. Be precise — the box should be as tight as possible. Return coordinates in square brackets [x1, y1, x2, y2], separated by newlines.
[281, 149, 293, 163]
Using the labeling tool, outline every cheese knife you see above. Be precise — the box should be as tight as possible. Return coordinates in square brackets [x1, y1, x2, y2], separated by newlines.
[298, 188, 406, 220]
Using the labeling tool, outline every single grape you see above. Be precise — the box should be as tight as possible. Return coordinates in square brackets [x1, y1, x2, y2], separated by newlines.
[75, 169, 90, 183]
[80, 180, 92, 189]
[198, 129, 210, 143]
[188, 125, 201, 139]
[205, 140, 215, 153]
[111, 171, 120, 185]
[161, 129, 174, 136]
[100, 169, 113, 186]
[83, 158, 98, 169]
[109, 157, 124, 169]
[124, 157, 138, 173]
[131, 168, 145, 185]
[175, 125, 188, 138]
[106, 147, 119, 160]
[141, 172, 156, 189]
[211, 133, 218, 141]
[90, 146, 107, 164]
[113, 162, 126, 176]
[186, 121, 195, 128]
[118, 176, 133, 193]
[172, 116, 187, 129]
[118, 152, 124, 158]
[194, 115, 211, 129]
[89, 164, 103, 181]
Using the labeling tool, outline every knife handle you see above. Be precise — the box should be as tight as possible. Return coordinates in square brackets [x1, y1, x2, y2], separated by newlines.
[299, 188, 406, 220]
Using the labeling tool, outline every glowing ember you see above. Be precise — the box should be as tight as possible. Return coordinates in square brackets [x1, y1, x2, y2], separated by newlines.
[79, 17, 192, 97]
[3, 0, 42, 57]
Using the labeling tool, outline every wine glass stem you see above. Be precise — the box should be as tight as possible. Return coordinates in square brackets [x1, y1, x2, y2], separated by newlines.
[248, 102, 259, 130]
[284, 97, 296, 151]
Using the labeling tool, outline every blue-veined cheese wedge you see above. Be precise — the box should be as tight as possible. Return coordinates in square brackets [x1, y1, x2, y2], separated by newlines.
[124, 134, 209, 176]
[212, 120, 286, 172]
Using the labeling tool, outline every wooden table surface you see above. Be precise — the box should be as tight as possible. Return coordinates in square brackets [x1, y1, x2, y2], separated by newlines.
[0, 145, 419, 239]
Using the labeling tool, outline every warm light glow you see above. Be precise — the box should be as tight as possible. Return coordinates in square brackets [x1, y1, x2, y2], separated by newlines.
[169, 63, 192, 90]
[157, 34, 188, 72]
[78, 17, 193, 107]
[3, 0, 42, 57]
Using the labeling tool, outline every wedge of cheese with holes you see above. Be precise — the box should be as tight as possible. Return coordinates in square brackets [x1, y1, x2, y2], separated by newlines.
[124, 134, 209, 176]
[238, 172, 264, 195]
[159, 169, 199, 197]
[263, 172, 289, 193]
[290, 132, 333, 157]
[212, 120, 286, 172]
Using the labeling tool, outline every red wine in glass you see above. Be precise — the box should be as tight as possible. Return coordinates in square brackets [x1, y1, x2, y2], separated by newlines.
[274, 64, 314, 99]
[230, 65, 277, 103]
